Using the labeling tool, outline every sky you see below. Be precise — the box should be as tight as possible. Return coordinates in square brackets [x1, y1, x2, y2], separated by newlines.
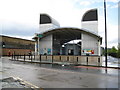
[0, 0, 119, 48]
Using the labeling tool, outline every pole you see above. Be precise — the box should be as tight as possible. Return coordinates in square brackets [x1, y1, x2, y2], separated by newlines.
[104, 0, 107, 68]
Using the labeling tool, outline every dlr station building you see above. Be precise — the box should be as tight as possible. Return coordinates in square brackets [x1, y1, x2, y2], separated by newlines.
[33, 9, 102, 56]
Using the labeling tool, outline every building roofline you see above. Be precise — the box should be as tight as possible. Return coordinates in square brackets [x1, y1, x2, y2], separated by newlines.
[0, 35, 35, 42]
[40, 13, 60, 27]
[33, 27, 102, 44]
[41, 27, 102, 38]
[82, 8, 98, 21]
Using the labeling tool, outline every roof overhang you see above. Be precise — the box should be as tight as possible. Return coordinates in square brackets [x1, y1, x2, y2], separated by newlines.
[33, 27, 102, 44]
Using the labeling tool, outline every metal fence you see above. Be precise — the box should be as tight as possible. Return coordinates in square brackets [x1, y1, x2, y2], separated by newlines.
[11, 54, 102, 66]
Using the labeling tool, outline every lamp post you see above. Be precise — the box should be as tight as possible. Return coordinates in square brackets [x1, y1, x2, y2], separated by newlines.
[104, 0, 107, 68]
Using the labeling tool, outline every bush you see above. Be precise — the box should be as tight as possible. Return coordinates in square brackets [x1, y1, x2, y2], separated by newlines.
[117, 45, 120, 58]
[109, 53, 117, 57]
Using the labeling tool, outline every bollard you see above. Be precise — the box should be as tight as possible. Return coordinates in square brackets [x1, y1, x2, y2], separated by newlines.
[34, 55, 35, 60]
[14, 54, 15, 60]
[52, 55, 53, 63]
[17, 54, 19, 60]
[24, 54, 25, 62]
[12, 54, 13, 60]
[29, 55, 30, 60]
[77, 57, 78, 63]
[18, 54, 19, 60]
[14, 51, 16, 60]
[39, 54, 41, 62]
[46, 55, 47, 61]
[98, 57, 100, 66]
[87, 57, 88, 65]
[17, 55, 18, 60]
[13, 54, 14, 60]
[20, 55, 21, 58]
[67, 56, 69, 61]
[60, 56, 61, 61]
[98, 57, 100, 63]
[31, 54, 32, 62]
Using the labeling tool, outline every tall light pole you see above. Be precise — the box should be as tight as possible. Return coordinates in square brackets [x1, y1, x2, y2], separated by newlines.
[104, 0, 107, 68]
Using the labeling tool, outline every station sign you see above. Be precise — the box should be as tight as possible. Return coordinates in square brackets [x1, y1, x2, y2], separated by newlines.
[37, 34, 43, 38]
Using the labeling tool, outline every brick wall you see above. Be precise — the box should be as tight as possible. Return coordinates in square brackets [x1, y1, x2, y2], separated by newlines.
[2, 48, 34, 56]
[1, 35, 35, 56]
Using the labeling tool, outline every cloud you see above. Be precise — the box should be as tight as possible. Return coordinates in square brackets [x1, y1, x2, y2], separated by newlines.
[110, 4, 118, 8]
[2, 22, 38, 39]
[75, 0, 119, 5]
[92, 0, 119, 3]
[107, 0, 119, 3]
[0, 0, 89, 40]
[98, 10, 118, 48]
[79, 1, 92, 6]
[99, 22, 118, 48]
[0, 0, 118, 48]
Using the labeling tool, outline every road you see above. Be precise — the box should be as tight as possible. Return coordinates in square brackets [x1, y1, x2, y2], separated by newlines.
[0, 57, 119, 88]
[102, 56, 120, 67]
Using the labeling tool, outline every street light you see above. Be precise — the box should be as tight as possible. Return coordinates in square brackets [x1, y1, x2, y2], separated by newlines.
[104, 0, 107, 68]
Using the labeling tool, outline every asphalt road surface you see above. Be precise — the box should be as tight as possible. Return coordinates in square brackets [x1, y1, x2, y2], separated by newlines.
[0, 57, 119, 88]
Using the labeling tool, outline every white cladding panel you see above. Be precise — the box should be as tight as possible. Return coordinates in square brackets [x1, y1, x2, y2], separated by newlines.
[39, 35, 53, 55]
[39, 24, 60, 33]
[81, 21, 98, 34]
[82, 33, 99, 55]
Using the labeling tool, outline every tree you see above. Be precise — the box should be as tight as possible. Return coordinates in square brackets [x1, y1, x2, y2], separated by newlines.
[111, 46, 117, 53]
[117, 44, 120, 58]
[108, 46, 117, 57]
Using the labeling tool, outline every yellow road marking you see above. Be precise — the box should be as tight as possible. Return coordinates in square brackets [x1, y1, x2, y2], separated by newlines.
[11, 76, 39, 88]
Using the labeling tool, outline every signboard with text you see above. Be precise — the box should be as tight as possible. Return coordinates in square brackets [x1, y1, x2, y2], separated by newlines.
[83, 49, 94, 54]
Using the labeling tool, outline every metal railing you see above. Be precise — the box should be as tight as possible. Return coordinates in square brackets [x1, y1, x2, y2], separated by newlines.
[11, 54, 102, 66]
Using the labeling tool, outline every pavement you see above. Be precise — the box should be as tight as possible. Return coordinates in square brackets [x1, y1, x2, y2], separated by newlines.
[0, 57, 120, 89]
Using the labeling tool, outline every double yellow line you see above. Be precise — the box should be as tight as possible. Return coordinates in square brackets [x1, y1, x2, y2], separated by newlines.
[1, 71, 42, 89]
[11, 76, 41, 89]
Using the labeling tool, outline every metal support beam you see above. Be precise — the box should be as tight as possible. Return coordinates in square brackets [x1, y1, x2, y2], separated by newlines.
[38, 37, 40, 55]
